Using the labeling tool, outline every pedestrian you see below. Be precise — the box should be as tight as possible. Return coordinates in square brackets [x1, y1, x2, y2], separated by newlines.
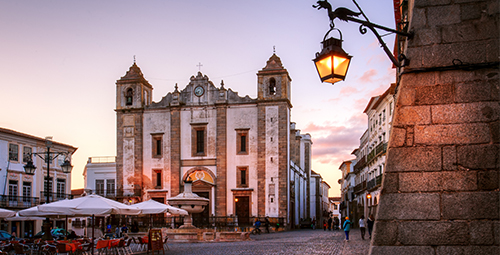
[333, 217, 339, 230]
[311, 218, 316, 229]
[359, 215, 366, 240]
[328, 217, 333, 231]
[323, 219, 327, 231]
[121, 224, 128, 234]
[343, 217, 351, 241]
[367, 214, 374, 239]
[115, 225, 121, 238]
[265, 217, 270, 233]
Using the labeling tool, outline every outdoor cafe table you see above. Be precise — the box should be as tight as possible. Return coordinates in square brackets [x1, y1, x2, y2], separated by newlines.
[96, 239, 121, 254]
[58, 240, 82, 253]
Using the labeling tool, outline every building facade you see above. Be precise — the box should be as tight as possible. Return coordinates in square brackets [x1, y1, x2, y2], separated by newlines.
[338, 159, 355, 225]
[0, 127, 76, 238]
[352, 84, 395, 219]
[111, 54, 313, 228]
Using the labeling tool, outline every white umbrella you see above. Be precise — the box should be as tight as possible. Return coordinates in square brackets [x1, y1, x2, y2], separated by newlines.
[19, 204, 71, 218]
[5, 212, 45, 221]
[37, 194, 141, 216]
[0, 208, 16, 218]
[37, 194, 140, 255]
[133, 199, 188, 216]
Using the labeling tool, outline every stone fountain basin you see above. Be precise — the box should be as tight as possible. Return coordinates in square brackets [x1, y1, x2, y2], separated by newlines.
[168, 199, 208, 214]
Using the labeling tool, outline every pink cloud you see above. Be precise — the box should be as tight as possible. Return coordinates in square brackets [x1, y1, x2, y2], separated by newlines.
[339, 86, 360, 97]
[304, 121, 366, 166]
[358, 69, 378, 83]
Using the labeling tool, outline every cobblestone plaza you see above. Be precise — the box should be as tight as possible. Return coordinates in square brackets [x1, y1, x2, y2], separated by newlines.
[156, 229, 369, 255]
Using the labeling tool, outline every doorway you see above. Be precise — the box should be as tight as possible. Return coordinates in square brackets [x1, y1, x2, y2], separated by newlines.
[235, 196, 250, 226]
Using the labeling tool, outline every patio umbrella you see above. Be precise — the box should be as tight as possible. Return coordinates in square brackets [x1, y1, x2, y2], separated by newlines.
[37, 194, 141, 216]
[133, 199, 189, 232]
[37, 194, 141, 255]
[133, 199, 188, 216]
[5, 212, 45, 221]
[18, 204, 70, 218]
[0, 208, 16, 218]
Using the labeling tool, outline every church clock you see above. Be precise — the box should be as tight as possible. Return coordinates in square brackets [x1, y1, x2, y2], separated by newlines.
[194, 86, 204, 97]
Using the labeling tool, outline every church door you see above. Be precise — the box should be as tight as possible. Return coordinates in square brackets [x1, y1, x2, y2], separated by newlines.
[235, 196, 250, 226]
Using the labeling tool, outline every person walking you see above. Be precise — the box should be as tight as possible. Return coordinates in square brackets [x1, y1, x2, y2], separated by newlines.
[265, 217, 271, 233]
[323, 219, 327, 231]
[343, 217, 351, 241]
[359, 215, 366, 240]
[328, 217, 333, 231]
[367, 214, 375, 239]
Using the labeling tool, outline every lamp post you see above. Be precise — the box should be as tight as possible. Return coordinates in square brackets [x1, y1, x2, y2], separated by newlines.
[313, 0, 414, 83]
[23, 136, 73, 240]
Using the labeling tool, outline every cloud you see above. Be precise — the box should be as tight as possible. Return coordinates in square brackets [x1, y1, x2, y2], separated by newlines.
[339, 86, 360, 97]
[305, 121, 366, 166]
[358, 69, 378, 83]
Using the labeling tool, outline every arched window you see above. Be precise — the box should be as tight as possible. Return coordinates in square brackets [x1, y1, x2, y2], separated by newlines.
[126, 88, 133, 106]
[269, 78, 276, 95]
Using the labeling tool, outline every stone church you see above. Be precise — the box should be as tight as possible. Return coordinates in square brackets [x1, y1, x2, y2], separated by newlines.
[115, 54, 315, 228]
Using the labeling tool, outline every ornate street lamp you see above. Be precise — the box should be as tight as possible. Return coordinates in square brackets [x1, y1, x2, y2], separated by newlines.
[23, 136, 73, 240]
[313, 32, 352, 84]
[313, 0, 413, 83]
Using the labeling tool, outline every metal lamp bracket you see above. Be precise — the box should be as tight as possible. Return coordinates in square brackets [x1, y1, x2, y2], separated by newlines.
[313, 0, 413, 67]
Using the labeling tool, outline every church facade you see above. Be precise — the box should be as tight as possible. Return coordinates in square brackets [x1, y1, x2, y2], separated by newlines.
[115, 54, 314, 228]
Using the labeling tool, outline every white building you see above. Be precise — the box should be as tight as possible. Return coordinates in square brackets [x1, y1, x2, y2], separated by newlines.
[85, 54, 315, 229]
[83, 156, 116, 197]
[0, 127, 76, 238]
[353, 84, 395, 219]
[328, 197, 341, 226]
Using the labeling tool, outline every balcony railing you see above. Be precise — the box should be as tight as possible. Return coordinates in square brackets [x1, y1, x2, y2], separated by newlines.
[0, 195, 41, 209]
[40, 192, 73, 203]
[367, 175, 383, 191]
[85, 188, 142, 198]
[353, 156, 366, 173]
[87, 156, 116, 164]
[366, 142, 387, 166]
[353, 181, 366, 194]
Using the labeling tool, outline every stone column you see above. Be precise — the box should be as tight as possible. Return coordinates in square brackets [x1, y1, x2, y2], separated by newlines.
[370, 0, 499, 254]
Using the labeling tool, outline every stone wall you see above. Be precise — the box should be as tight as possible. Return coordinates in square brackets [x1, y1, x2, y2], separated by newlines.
[370, 0, 499, 254]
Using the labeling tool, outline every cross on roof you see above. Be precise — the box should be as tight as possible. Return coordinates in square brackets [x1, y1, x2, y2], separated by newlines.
[197, 62, 203, 71]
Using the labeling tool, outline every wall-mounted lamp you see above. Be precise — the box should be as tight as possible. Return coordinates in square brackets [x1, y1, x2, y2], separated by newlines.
[313, 31, 352, 84]
[235, 198, 239, 202]
[366, 193, 372, 199]
[313, 0, 413, 83]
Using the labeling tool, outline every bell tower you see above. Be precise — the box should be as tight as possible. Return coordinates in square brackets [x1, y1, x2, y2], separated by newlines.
[257, 54, 292, 105]
[256, 53, 292, 219]
[116, 62, 152, 110]
[115, 62, 152, 201]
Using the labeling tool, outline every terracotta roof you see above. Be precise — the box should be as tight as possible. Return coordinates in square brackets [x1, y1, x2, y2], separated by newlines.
[363, 83, 396, 113]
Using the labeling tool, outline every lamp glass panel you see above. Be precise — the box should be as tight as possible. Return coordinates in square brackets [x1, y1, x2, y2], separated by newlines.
[315, 56, 333, 79]
[333, 56, 349, 76]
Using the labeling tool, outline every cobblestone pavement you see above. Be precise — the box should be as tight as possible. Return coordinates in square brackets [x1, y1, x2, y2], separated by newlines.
[149, 228, 370, 255]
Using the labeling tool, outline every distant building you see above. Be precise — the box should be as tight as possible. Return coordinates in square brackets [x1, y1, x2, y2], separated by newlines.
[338, 160, 355, 225]
[0, 127, 76, 238]
[328, 197, 341, 227]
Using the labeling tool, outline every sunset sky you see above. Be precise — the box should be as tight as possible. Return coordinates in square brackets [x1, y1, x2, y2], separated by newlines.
[0, 0, 396, 196]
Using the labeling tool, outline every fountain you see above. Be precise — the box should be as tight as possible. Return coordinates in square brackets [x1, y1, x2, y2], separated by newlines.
[167, 178, 209, 229]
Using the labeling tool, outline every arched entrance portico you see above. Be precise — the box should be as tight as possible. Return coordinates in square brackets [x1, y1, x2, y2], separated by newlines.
[182, 168, 215, 228]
